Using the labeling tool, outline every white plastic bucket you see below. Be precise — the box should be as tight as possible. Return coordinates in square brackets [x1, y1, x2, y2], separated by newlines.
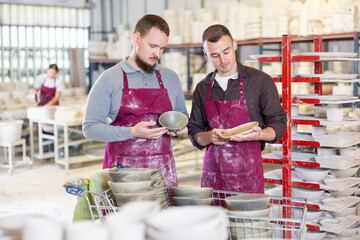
[0, 120, 23, 142]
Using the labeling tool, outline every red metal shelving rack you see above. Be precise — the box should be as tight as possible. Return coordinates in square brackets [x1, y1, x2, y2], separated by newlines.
[261, 35, 327, 235]
[262, 34, 324, 196]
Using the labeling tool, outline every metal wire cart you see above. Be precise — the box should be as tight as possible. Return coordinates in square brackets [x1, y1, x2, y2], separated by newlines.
[65, 183, 307, 240]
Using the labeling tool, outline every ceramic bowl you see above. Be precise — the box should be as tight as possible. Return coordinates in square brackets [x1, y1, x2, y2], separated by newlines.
[315, 155, 353, 167]
[108, 180, 151, 194]
[225, 194, 270, 211]
[173, 186, 212, 198]
[226, 206, 271, 217]
[294, 208, 323, 221]
[329, 186, 357, 198]
[327, 109, 344, 122]
[324, 233, 340, 239]
[145, 206, 227, 235]
[147, 221, 226, 240]
[311, 126, 326, 136]
[155, 187, 167, 195]
[158, 111, 188, 132]
[294, 167, 329, 182]
[113, 190, 156, 206]
[306, 230, 327, 240]
[147, 228, 226, 240]
[338, 222, 360, 237]
[317, 147, 336, 156]
[339, 148, 356, 158]
[65, 220, 107, 240]
[23, 216, 63, 240]
[292, 187, 325, 201]
[106, 200, 160, 225]
[321, 197, 345, 206]
[330, 166, 359, 178]
[108, 168, 152, 182]
[331, 204, 357, 218]
[348, 147, 360, 159]
[323, 178, 348, 187]
[319, 218, 341, 228]
[305, 210, 323, 221]
[173, 197, 213, 206]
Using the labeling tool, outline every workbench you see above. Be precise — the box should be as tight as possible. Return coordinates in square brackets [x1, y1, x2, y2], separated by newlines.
[28, 118, 104, 171]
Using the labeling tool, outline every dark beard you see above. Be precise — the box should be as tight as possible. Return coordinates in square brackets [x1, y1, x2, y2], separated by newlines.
[135, 55, 156, 73]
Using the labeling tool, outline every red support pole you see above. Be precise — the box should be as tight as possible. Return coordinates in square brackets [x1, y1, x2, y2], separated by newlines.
[314, 38, 323, 94]
[282, 35, 292, 199]
[281, 35, 292, 239]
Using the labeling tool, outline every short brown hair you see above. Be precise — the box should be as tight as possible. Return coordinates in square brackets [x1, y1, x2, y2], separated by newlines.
[134, 14, 170, 37]
[202, 24, 233, 44]
[48, 64, 59, 72]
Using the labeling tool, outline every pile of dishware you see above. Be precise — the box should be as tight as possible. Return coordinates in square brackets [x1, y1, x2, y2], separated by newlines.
[150, 168, 170, 208]
[145, 205, 228, 240]
[106, 200, 160, 240]
[107, 168, 156, 206]
[172, 186, 213, 206]
[224, 194, 272, 239]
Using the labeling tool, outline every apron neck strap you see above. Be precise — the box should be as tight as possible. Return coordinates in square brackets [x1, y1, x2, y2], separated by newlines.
[123, 70, 164, 89]
[123, 70, 129, 89]
[155, 70, 164, 89]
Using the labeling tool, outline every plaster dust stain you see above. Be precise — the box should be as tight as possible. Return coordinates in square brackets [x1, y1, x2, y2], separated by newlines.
[127, 97, 142, 109]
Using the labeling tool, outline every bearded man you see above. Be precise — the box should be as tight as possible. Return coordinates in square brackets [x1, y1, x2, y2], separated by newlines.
[83, 14, 187, 186]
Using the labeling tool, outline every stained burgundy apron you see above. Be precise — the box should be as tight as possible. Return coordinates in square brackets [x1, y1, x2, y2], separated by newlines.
[38, 77, 58, 106]
[201, 76, 264, 193]
[103, 70, 178, 186]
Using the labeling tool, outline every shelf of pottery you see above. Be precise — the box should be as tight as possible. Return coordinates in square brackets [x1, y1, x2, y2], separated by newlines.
[255, 35, 360, 239]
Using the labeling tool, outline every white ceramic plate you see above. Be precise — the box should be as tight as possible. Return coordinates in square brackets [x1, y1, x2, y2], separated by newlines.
[221, 121, 258, 139]
[146, 206, 227, 233]
[249, 54, 281, 60]
[292, 94, 359, 101]
[315, 155, 355, 168]
[292, 74, 358, 80]
[295, 52, 358, 58]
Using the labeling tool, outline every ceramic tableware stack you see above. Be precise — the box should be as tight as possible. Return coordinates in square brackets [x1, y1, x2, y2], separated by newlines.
[224, 194, 272, 239]
[105, 201, 160, 240]
[145, 205, 228, 240]
[172, 186, 213, 207]
[149, 168, 170, 209]
[107, 168, 156, 206]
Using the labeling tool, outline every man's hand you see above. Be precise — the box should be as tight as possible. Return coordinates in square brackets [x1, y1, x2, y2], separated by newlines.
[229, 126, 263, 142]
[167, 131, 180, 137]
[209, 129, 229, 145]
[131, 121, 168, 139]
[194, 128, 229, 146]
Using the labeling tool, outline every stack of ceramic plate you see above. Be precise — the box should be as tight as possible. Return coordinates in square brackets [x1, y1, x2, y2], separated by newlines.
[150, 168, 169, 208]
[107, 168, 156, 206]
[225, 194, 272, 239]
[145, 206, 228, 240]
[172, 186, 213, 206]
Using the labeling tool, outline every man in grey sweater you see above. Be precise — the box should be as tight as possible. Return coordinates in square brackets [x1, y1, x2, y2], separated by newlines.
[82, 14, 187, 186]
